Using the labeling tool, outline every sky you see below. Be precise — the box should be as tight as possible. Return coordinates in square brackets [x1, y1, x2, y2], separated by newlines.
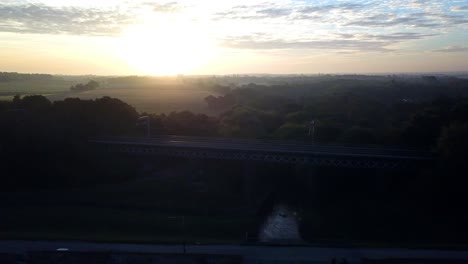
[0, 0, 467, 75]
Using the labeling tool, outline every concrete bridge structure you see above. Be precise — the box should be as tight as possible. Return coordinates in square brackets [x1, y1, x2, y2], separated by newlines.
[90, 136, 435, 169]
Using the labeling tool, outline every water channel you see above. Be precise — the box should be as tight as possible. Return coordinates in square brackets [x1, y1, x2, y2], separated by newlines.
[258, 203, 302, 243]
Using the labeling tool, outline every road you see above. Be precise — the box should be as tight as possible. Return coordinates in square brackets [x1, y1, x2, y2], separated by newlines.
[2, 240, 468, 263]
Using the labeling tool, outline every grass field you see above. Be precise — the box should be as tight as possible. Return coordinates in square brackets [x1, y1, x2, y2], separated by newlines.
[0, 206, 252, 244]
[0, 172, 255, 244]
[0, 78, 81, 95]
[0, 77, 217, 114]
[47, 86, 214, 114]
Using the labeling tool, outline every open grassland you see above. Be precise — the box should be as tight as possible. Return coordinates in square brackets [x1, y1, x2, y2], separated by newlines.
[0, 206, 252, 244]
[47, 86, 213, 114]
[0, 77, 215, 114]
[0, 174, 254, 244]
[0, 78, 73, 95]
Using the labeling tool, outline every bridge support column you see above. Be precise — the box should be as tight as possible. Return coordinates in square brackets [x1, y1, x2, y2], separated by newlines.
[295, 164, 318, 186]
[293, 164, 319, 206]
[242, 161, 257, 201]
[185, 158, 200, 190]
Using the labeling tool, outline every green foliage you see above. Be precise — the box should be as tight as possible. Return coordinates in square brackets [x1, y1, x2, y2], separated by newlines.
[51, 96, 138, 137]
[218, 106, 282, 138]
[70, 80, 100, 92]
[219, 107, 266, 138]
[285, 111, 312, 123]
[314, 124, 343, 143]
[438, 122, 468, 165]
[273, 122, 307, 140]
[15, 94, 52, 111]
[2, 76, 468, 245]
[0, 72, 53, 82]
[2, 78, 468, 190]
[0, 95, 139, 190]
[338, 126, 377, 145]
[163, 111, 218, 136]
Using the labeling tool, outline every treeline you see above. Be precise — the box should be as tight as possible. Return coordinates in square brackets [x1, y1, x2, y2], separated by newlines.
[207, 76, 468, 104]
[2, 82, 468, 244]
[175, 86, 468, 149]
[1, 92, 468, 244]
[0, 95, 138, 190]
[0, 72, 53, 82]
[1, 83, 468, 188]
[70, 80, 99, 92]
[143, 86, 468, 172]
[151, 83, 468, 169]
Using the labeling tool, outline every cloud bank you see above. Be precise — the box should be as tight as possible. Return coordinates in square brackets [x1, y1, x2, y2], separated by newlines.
[0, 0, 467, 53]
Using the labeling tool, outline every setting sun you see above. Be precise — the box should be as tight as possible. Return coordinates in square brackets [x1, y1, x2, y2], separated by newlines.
[116, 14, 215, 75]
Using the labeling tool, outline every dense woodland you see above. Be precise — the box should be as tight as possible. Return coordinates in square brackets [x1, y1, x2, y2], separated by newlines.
[69, 80, 100, 92]
[0, 75, 467, 190]
[1, 74, 468, 244]
[0, 72, 53, 82]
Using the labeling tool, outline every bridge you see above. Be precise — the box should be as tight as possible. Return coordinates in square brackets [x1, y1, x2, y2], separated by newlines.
[90, 136, 435, 169]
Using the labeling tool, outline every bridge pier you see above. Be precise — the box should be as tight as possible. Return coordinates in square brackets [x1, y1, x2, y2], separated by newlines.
[242, 161, 257, 201]
[294, 164, 319, 191]
[186, 158, 199, 189]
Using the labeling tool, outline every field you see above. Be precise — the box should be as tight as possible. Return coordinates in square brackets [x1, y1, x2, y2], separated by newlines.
[0, 169, 255, 244]
[0, 76, 218, 114]
[48, 86, 214, 114]
[0, 75, 94, 95]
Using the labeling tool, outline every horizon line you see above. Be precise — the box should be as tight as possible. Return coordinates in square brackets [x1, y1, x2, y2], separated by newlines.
[2, 71, 468, 77]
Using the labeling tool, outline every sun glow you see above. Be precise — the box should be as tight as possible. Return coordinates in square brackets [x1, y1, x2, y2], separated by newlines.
[116, 14, 215, 75]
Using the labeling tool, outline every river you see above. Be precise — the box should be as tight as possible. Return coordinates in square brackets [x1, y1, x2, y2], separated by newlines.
[258, 203, 302, 243]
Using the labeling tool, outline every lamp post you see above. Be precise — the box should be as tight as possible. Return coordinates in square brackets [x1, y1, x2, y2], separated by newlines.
[308, 120, 315, 142]
[137, 116, 150, 138]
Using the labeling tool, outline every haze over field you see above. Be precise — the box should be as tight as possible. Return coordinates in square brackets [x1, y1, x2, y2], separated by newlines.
[0, 0, 467, 75]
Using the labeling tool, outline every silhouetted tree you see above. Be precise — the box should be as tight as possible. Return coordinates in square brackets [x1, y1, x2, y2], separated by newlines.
[438, 122, 468, 166]
[338, 126, 377, 145]
[20, 95, 52, 112]
[163, 111, 218, 136]
[70, 80, 100, 92]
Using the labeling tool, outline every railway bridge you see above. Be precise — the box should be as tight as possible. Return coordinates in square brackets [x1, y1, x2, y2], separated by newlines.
[90, 136, 435, 169]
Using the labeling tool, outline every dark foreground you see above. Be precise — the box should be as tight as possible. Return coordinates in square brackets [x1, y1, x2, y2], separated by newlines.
[2, 240, 468, 264]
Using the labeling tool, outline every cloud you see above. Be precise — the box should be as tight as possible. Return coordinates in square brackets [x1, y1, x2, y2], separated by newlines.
[214, 2, 364, 21]
[433, 46, 468, 52]
[212, 1, 467, 31]
[375, 32, 436, 40]
[437, 13, 468, 26]
[143, 2, 182, 13]
[0, 3, 135, 36]
[340, 32, 436, 41]
[452, 6, 468, 12]
[214, 4, 293, 20]
[299, 3, 364, 14]
[256, 8, 291, 18]
[220, 37, 392, 52]
[0, 0, 465, 55]
[345, 13, 442, 28]
[220, 31, 437, 53]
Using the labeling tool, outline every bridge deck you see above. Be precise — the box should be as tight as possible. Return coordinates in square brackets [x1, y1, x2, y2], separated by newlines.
[91, 136, 434, 161]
